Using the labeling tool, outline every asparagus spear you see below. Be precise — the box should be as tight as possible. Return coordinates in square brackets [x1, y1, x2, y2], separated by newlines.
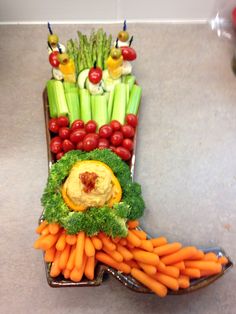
[103, 34, 112, 69]
[97, 28, 103, 69]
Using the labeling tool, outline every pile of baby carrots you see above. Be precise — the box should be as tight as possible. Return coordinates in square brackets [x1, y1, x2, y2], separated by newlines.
[34, 220, 228, 297]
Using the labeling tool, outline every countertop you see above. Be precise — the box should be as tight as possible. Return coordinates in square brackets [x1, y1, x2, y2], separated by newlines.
[0, 23, 235, 314]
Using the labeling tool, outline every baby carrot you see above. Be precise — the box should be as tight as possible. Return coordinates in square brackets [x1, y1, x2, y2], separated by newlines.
[116, 244, 133, 261]
[139, 240, 154, 252]
[200, 269, 220, 276]
[91, 236, 103, 250]
[98, 233, 116, 251]
[75, 231, 85, 269]
[59, 244, 71, 270]
[66, 245, 76, 271]
[35, 221, 48, 234]
[203, 252, 218, 262]
[84, 255, 95, 280]
[131, 249, 159, 266]
[112, 237, 121, 244]
[154, 243, 182, 257]
[33, 235, 47, 249]
[70, 254, 87, 282]
[127, 243, 135, 249]
[178, 275, 190, 289]
[156, 261, 166, 272]
[160, 246, 197, 265]
[65, 234, 77, 245]
[96, 252, 131, 274]
[138, 262, 157, 275]
[218, 256, 228, 265]
[103, 247, 124, 263]
[56, 232, 66, 251]
[181, 268, 201, 278]
[127, 220, 139, 229]
[85, 237, 95, 257]
[126, 260, 140, 269]
[44, 246, 56, 263]
[172, 261, 185, 271]
[151, 237, 168, 247]
[158, 266, 179, 278]
[48, 223, 60, 235]
[50, 250, 61, 277]
[153, 272, 179, 291]
[41, 226, 49, 236]
[127, 230, 142, 247]
[132, 230, 147, 240]
[34, 233, 59, 250]
[131, 268, 168, 297]
[63, 268, 71, 279]
[184, 261, 222, 273]
[119, 238, 127, 246]
[187, 250, 204, 260]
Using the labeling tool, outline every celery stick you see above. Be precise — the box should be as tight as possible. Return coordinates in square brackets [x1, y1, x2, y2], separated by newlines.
[53, 81, 68, 116]
[126, 84, 130, 110]
[63, 82, 76, 92]
[94, 95, 108, 129]
[126, 84, 142, 115]
[124, 75, 136, 93]
[104, 92, 110, 103]
[111, 83, 126, 124]
[91, 95, 96, 119]
[65, 90, 80, 125]
[107, 89, 114, 122]
[46, 80, 57, 118]
[79, 89, 91, 123]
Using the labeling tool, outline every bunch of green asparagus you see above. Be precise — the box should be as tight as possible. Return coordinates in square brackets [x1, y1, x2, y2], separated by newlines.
[66, 28, 112, 77]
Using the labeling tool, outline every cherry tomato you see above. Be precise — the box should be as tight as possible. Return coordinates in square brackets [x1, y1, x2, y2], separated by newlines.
[58, 127, 70, 139]
[121, 124, 135, 138]
[49, 118, 59, 133]
[83, 134, 98, 152]
[88, 66, 103, 84]
[49, 51, 60, 68]
[99, 124, 113, 138]
[70, 129, 86, 143]
[76, 141, 84, 150]
[50, 137, 62, 154]
[51, 136, 62, 144]
[98, 138, 109, 149]
[57, 116, 69, 127]
[85, 120, 97, 133]
[109, 146, 116, 153]
[56, 152, 64, 160]
[126, 114, 138, 128]
[110, 131, 124, 146]
[115, 146, 131, 161]
[121, 47, 137, 61]
[62, 139, 75, 152]
[110, 120, 121, 131]
[71, 119, 84, 130]
[122, 138, 134, 151]
[87, 133, 99, 141]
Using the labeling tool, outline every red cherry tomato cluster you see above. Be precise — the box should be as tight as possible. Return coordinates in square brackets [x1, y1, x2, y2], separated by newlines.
[48, 114, 138, 161]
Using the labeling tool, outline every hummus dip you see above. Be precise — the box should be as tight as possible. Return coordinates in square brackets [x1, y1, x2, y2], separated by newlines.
[62, 160, 121, 210]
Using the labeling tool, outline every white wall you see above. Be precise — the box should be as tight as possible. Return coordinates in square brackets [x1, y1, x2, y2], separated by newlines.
[0, 0, 218, 23]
